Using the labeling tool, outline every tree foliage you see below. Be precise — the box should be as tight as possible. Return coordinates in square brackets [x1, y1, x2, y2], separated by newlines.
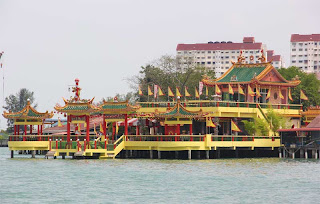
[266, 107, 286, 135]
[128, 55, 216, 101]
[3, 88, 37, 132]
[278, 66, 320, 109]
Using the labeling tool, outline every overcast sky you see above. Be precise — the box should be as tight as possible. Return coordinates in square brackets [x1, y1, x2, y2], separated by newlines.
[0, 0, 319, 129]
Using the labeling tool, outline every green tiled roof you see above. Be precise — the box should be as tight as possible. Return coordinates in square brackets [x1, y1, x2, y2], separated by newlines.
[217, 66, 266, 82]
[156, 103, 202, 118]
[102, 104, 127, 110]
[59, 105, 89, 111]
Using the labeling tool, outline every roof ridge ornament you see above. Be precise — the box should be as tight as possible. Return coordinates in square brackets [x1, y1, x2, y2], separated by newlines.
[258, 49, 266, 63]
[71, 78, 81, 102]
[237, 50, 245, 64]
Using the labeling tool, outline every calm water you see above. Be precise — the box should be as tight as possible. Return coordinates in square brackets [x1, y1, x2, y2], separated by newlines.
[0, 148, 320, 203]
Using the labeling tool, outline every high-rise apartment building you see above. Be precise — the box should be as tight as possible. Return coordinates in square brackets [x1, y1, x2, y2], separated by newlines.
[176, 37, 282, 77]
[267, 50, 285, 69]
[290, 34, 320, 73]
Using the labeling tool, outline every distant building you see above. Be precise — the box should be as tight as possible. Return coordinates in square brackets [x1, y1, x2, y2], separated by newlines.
[290, 34, 320, 73]
[176, 37, 282, 77]
[267, 50, 285, 69]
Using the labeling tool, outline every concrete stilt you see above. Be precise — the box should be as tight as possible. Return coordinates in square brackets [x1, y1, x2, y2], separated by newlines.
[31, 150, 35, 158]
[197, 151, 200, 159]
[300, 149, 304, 158]
[235, 149, 239, 158]
[279, 152, 282, 158]
[188, 150, 191, 160]
[11, 150, 14, 158]
[312, 150, 316, 159]
[130, 150, 133, 157]
[315, 151, 318, 159]
[157, 151, 161, 159]
[216, 149, 221, 159]
[305, 150, 308, 159]
[150, 150, 153, 159]
[205, 150, 209, 159]
[283, 148, 286, 158]
[62, 155, 65, 159]
[175, 151, 179, 159]
[292, 150, 295, 159]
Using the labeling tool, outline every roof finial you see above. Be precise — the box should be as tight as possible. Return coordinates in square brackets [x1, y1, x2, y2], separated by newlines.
[258, 49, 266, 63]
[72, 78, 81, 102]
[27, 98, 30, 105]
[237, 50, 245, 64]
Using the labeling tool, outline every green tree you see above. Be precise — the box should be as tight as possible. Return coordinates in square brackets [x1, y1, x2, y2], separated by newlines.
[243, 118, 269, 136]
[278, 66, 320, 109]
[3, 88, 37, 132]
[242, 120, 255, 136]
[129, 55, 216, 101]
[266, 107, 286, 135]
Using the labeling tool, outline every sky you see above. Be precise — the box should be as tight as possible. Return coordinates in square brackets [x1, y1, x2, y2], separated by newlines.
[0, 0, 319, 129]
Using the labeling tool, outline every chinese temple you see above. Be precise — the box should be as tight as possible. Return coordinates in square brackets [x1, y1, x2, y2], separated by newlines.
[5, 51, 310, 160]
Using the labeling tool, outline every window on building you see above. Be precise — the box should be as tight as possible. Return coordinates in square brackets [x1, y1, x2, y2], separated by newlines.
[256, 50, 259, 53]
[232, 56, 235, 59]
[226, 61, 229, 64]
[305, 49, 307, 51]
[208, 51, 211, 53]
[177, 52, 181, 54]
[275, 62, 279, 64]
[197, 62, 200, 64]
[292, 43, 296, 46]
[184, 51, 187, 54]
[197, 52, 200, 54]
[250, 51, 253, 54]
[212, 62, 215, 64]
[208, 56, 211, 59]
[221, 62, 224, 64]
[207, 62, 211, 64]
[245, 51, 248, 53]
[292, 49, 296, 51]
[292, 55, 296, 57]
[201, 62, 205, 64]
[225, 56, 229, 59]
[292, 60, 296, 63]
[202, 57, 205, 59]
[314, 66, 318, 69]
[225, 52, 229, 54]
[231, 51, 235, 53]
[299, 49, 303, 51]
[299, 43, 303, 46]
[197, 57, 200, 59]
[299, 60, 303, 63]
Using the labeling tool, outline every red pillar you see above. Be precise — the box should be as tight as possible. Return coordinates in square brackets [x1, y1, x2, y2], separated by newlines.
[177, 124, 180, 135]
[17, 125, 20, 135]
[103, 115, 107, 138]
[124, 114, 128, 135]
[30, 125, 33, 134]
[189, 124, 193, 135]
[86, 115, 90, 142]
[112, 122, 115, 141]
[14, 125, 16, 141]
[165, 124, 168, 135]
[67, 115, 71, 142]
[40, 125, 43, 141]
[24, 125, 27, 141]
[136, 126, 139, 135]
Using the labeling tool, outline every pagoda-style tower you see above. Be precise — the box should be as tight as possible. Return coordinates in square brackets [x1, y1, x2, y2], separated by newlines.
[3, 99, 53, 141]
[154, 97, 205, 136]
[99, 97, 140, 140]
[54, 79, 99, 142]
